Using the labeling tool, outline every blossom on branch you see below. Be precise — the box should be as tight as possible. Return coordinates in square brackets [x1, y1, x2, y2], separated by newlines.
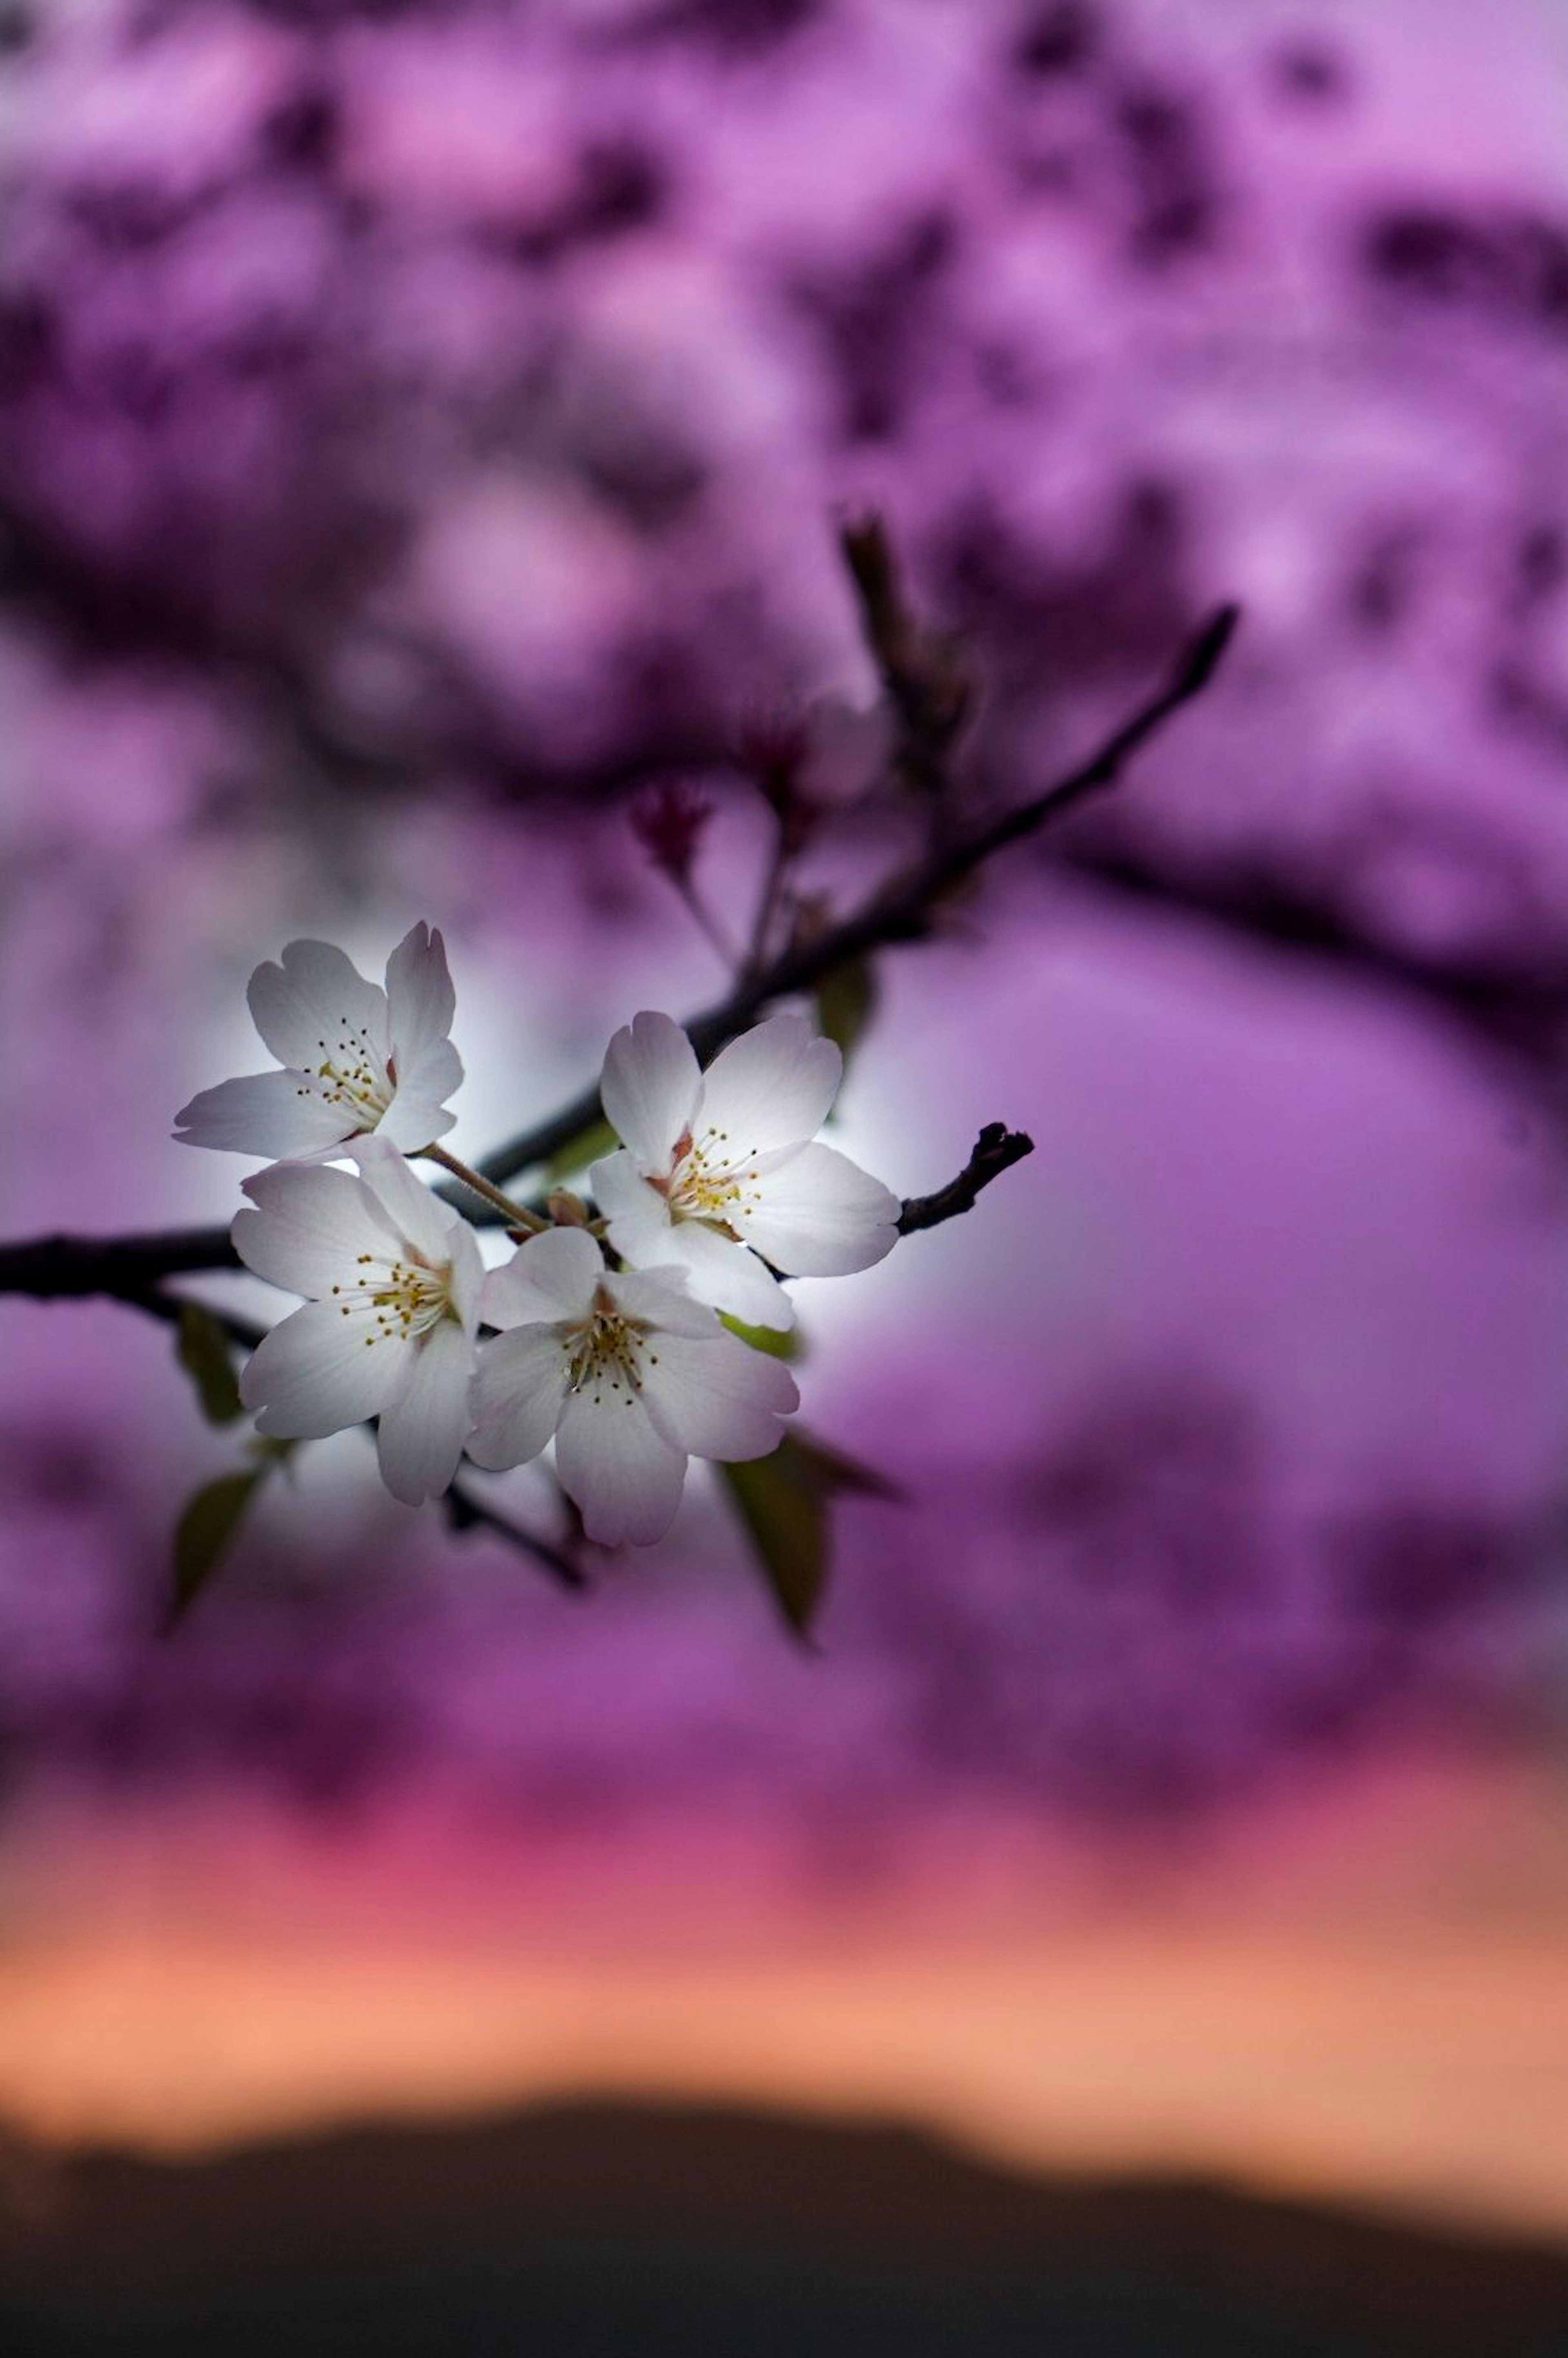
[175, 923, 462, 1161]
[467, 1228, 799, 1547]
[590, 1011, 898, 1330]
[232, 1137, 483, 1506]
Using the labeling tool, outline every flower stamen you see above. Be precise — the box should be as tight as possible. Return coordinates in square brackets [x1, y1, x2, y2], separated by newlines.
[658, 1126, 766, 1234]
[336, 1250, 456, 1345]
[308, 1020, 394, 1123]
[562, 1288, 649, 1408]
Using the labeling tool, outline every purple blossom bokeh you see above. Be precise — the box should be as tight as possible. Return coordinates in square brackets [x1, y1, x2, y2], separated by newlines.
[4, 0, 1568, 1883]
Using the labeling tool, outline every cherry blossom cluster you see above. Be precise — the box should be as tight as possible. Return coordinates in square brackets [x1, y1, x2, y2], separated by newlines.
[175, 925, 900, 1545]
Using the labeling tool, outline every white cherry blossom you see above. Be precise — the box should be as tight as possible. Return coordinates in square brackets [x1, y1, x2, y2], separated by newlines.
[175, 923, 462, 1162]
[590, 1010, 899, 1330]
[232, 1135, 483, 1507]
[467, 1228, 799, 1547]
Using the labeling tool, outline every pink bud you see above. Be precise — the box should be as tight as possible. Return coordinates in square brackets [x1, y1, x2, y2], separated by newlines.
[631, 778, 712, 883]
[735, 701, 812, 801]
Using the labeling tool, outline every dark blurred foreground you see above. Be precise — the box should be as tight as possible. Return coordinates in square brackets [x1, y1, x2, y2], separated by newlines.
[2, 2102, 1566, 2357]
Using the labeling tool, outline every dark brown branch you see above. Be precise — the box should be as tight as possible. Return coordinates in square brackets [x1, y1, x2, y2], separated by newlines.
[932, 601, 1239, 861]
[838, 511, 972, 797]
[897, 1124, 1035, 1236]
[0, 1227, 241, 1297]
[477, 602, 1241, 1184]
[1056, 837, 1568, 1074]
[441, 1480, 586, 1589]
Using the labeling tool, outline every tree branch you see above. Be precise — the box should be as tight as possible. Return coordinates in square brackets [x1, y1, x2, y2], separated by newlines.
[477, 602, 1240, 1183]
[440, 1480, 586, 1589]
[1055, 836, 1568, 1074]
[0, 1227, 241, 1297]
[897, 1124, 1035, 1236]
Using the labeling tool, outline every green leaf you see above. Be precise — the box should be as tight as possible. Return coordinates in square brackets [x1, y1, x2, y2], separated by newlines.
[545, 1118, 618, 1183]
[175, 1302, 245, 1425]
[723, 1448, 825, 1638]
[815, 957, 879, 1067]
[787, 1431, 904, 1505]
[721, 1429, 900, 1639]
[719, 1313, 802, 1362]
[167, 1469, 264, 1630]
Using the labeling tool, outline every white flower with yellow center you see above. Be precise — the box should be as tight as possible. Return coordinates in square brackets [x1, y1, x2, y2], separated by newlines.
[175, 922, 462, 1162]
[589, 1010, 899, 1330]
[467, 1228, 799, 1547]
[232, 1136, 483, 1506]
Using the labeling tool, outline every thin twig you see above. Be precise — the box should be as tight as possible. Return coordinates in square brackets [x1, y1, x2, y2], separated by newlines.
[897, 1125, 1035, 1235]
[838, 511, 969, 800]
[743, 818, 793, 983]
[421, 1143, 548, 1232]
[673, 872, 743, 976]
[441, 1480, 586, 1589]
[477, 602, 1241, 1184]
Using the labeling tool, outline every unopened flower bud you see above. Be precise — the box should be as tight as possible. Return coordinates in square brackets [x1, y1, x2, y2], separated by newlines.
[630, 778, 712, 884]
[735, 702, 812, 812]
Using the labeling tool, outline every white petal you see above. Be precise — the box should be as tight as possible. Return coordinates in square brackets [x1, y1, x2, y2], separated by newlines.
[602, 1264, 722, 1339]
[466, 1327, 572, 1469]
[174, 1071, 356, 1159]
[376, 1090, 458, 1155]
[383, 922, 456, 1066]
[641, 1331, 798, 1462]
[480, 1227, 602, 1330]
[744, 1142, 900, 1276]
[447, 1218, 486, 1335]
[376, 1055, 462, 1152]
[695, 1014, 841, 1156]
[600, 1011, 701, 1171]
[239, 1301, 404, 1437]
[592, 1150, 678, 1262]
[350, 1135, 456, 1264]
[643, 1219, 795, 1330]
[555, 1386, 687, 1547]
[381, 923, 462, 1150]
[247, 939, 389, 1070]
[375, 1318, 474, 1505]
[232, 1162, 404, 1298]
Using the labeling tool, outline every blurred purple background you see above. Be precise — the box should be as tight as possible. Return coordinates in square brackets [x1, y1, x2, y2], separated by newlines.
[3, 0, 1568, 2250]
